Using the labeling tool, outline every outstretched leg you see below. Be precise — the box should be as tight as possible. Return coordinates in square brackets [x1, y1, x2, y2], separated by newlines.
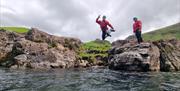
[106, 32, 112, 37]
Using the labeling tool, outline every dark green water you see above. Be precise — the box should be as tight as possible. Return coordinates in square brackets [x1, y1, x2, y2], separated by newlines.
[0, 67, 180, 91]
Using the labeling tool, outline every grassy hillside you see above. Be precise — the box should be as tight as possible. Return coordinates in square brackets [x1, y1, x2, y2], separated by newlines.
[0, 27, 29, 33]
[143, 23, 180, 41]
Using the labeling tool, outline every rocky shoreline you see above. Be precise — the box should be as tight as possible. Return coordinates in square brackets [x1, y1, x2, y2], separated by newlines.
[0, 28, 179, 72]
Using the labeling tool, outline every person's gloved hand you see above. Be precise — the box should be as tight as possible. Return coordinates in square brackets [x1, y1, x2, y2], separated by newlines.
[98, 15, 101, 18]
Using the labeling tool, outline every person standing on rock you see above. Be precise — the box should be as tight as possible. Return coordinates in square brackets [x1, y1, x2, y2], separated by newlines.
[96, 15, 115, 40]
[133, 17, 143, 44]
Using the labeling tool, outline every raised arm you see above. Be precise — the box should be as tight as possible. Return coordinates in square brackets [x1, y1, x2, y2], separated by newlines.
[96, 15, 101, 24]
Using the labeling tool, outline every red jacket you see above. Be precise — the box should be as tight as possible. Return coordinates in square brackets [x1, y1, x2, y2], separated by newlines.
[96, 17, 113, 31]
[133, 20, 142, 33]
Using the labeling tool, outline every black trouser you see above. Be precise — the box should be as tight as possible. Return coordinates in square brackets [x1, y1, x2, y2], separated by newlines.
[102, 30, 106, 40]
[102, 30, 111, 40]
[135, 30, 143, 44]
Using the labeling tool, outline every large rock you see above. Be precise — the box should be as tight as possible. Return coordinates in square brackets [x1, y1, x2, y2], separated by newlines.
[12, 39, 77, 69]
[153, 39, 180, 71]
[0, 29, 24, 66]
[25, 28, 82, 51]
[109, 39, 180, 72]
[109, 41, 160, 71]
[0, 28, 82, 69]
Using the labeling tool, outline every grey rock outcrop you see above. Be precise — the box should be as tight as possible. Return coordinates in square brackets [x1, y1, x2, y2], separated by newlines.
[108, 39, 180, 72]
[153, 39, 180, 71]
[0, 28, 82, 69]
[109, 41, 160, 71]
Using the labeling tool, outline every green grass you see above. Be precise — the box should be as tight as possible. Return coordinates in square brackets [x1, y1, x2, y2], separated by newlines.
[143, 23, 180, 41]
[0, 27, 29, 33]
[81, 40, 111, 52]
[78, 39, 111, 63]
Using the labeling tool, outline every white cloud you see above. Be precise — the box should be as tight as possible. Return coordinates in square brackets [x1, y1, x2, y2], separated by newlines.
[0, 0, 179, 42]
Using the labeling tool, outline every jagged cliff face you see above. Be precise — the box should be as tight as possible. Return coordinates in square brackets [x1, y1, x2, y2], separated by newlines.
[0, 28, 82, 69]
[108, 39, 180, 72]
[153, 40, 180, 71]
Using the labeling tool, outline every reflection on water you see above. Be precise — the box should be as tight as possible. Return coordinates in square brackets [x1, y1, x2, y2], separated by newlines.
[0, 67, 180, 91]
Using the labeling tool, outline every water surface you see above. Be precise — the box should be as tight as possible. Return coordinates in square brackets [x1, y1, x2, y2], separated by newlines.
[0, 67, 180, 91]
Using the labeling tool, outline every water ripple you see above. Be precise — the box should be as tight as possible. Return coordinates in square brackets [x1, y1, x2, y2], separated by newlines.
[0, 68, 180, 91]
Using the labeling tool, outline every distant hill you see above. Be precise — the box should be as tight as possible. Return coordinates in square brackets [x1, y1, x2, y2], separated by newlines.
[0, 27, 29, 33]
[143, 23, 180, 41]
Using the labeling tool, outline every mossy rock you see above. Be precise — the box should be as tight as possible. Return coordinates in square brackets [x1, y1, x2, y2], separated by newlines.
[78, 39, 111, 65]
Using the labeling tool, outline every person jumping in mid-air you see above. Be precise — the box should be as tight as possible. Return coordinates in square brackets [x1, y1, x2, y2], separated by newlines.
[133, 17, 143, 44]
[96, 15, 114, 40]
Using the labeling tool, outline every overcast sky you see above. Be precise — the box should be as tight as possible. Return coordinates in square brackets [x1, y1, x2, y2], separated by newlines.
[0, 0, 180, 42]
